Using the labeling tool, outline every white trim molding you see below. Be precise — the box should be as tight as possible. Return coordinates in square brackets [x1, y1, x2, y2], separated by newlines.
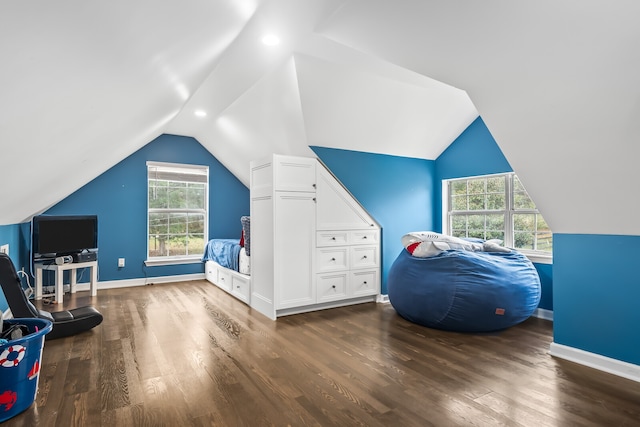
[533, 308, 553, 321]
[376, 294, 390, 304]
[71, 273, 206, 292]
[550, 342, 640, 383]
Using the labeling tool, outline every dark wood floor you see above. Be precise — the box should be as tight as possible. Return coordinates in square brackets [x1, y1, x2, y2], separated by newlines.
[4, 280, 640, 426]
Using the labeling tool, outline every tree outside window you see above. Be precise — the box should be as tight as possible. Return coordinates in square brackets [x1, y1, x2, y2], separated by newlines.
[446, 173, 552, 255]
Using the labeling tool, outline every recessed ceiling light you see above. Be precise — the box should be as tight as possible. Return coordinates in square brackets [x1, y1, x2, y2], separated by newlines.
[194, 110, 207, 118]
[261, 34, 280, 46]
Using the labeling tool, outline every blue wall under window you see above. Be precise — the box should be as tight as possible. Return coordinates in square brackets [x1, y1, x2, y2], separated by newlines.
[554, 234, 640, 365]
[311, 147, 435, 294]
[42, 134, 249, 282]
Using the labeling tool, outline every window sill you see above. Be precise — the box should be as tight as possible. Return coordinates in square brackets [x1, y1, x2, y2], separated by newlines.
[144, 257, 202, 267]
[521, 252, 552, 265]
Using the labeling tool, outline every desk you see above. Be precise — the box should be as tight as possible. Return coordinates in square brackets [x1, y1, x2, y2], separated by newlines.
[35, 260, 98, 304]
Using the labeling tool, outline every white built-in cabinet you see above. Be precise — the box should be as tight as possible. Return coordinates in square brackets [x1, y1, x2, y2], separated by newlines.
[250, 154, 380, 320]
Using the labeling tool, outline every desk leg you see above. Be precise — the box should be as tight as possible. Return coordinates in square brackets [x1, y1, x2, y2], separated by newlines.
[70, 267, 77, 294]
[90, 264, 97, 296]
[35, 268, 43, 300]
[55, 268, 64, 304]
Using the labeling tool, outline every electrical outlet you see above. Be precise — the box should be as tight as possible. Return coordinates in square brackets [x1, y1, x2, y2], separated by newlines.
[118, 258, 125, 268]
[0, 244, 8, 255]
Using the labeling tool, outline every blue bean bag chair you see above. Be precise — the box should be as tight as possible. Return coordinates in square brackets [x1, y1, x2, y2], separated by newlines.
[388, 248, 541, 332]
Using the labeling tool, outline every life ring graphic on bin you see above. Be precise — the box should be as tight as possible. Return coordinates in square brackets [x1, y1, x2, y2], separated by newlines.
[0, 345, 26, 367]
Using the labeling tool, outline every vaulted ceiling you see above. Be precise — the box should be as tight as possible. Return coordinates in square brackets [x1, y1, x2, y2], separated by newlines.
[2, 1, 639, 236]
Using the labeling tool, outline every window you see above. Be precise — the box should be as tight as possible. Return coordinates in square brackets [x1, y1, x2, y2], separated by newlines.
[444, 173, 552, 258]
[147, 162, 208, 264]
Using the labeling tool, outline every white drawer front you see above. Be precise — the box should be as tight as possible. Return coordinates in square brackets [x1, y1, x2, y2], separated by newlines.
[349, 230, 378, 245]
[316, 248, 349, 272]
[351, 270, 379, 296]
[205, 262, 218, 283]
[350, 246, 378, 269]
[317, 273, 348, 302]
[217, 269, 232, 291]
[316, 231, 349, 247]
[231, 274, 250, 303]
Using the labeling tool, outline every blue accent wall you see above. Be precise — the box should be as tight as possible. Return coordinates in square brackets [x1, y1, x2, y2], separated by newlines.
[43, 134, 248, 282]
[435, 116, 552, 311]
[535, 263, 553, 311]
[554, 234, 640, 365]
[434, 116, 513, 232]
[311, 147, 435, 294]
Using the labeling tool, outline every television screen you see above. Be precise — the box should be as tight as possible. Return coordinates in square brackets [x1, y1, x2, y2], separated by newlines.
[32, 215, 98, 258]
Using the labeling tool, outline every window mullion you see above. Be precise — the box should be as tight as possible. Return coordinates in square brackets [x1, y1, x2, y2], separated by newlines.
[504, 174, 514, 248]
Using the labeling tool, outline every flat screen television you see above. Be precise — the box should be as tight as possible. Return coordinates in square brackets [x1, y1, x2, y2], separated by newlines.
[32, 215, 98, 260]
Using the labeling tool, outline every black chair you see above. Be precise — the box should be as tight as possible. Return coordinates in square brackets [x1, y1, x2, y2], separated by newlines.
[0, 253, 103, 340]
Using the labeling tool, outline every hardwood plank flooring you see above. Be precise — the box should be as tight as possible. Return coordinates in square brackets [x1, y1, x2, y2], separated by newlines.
[4, 280, 640, 426]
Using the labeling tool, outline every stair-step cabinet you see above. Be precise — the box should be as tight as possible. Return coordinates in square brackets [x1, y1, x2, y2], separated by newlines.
[250, 154, 380, 320]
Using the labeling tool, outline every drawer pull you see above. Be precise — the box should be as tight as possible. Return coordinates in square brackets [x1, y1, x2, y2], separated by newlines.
[363, 236, 367, 239]
[363, 281, 367, 284]
[332, 285, 336, 289]
[331, 257, 336, 261]
[331, 237, 336, 240]
[363, 255, 367, 259]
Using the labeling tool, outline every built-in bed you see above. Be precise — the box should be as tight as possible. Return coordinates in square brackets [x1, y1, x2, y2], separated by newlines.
[202, 216, 251, 304]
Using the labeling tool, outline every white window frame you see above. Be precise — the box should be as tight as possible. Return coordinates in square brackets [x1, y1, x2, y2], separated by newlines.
[442, 172, 552, 264]
[145, 161, 209, 266]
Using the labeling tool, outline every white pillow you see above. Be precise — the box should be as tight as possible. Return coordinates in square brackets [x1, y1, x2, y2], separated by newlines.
[401, 232, 510, 258]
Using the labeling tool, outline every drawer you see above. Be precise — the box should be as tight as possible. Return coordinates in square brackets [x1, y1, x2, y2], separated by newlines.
[349, 230, 378, 245]
[316, 247, 349, 272]
[217, 269, 232, 291]
[205, 263, 218, 283]
[317, 272, 348, 302]
[231, 274, 250, 304]
[350, 246, 378, 269]
[351, 270, 379, 296]
[316, 231, 349, 247]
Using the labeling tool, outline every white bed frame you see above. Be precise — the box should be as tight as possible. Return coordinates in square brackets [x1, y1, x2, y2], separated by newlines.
[205, 260, 251, 304]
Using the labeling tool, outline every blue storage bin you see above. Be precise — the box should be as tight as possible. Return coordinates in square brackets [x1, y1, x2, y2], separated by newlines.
[0, 318, 52, 422]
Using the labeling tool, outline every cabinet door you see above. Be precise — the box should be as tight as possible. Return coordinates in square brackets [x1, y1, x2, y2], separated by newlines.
[274, 156, 316, 193]
[316, 165, 377, 230]
[275, 192, 316, 309]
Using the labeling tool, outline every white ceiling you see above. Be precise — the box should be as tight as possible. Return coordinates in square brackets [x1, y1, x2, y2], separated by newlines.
[1, 0, 639, 236]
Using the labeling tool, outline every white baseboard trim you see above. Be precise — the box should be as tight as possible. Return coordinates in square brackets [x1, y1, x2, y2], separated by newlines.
[550, 342, 640, 383]
[376, 294, 390, 304]
[533, 308, 553, 321]
[72, 273, 206, 292]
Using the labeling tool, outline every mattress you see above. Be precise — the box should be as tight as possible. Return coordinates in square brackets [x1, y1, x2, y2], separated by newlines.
[239, 247, 250, 275]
